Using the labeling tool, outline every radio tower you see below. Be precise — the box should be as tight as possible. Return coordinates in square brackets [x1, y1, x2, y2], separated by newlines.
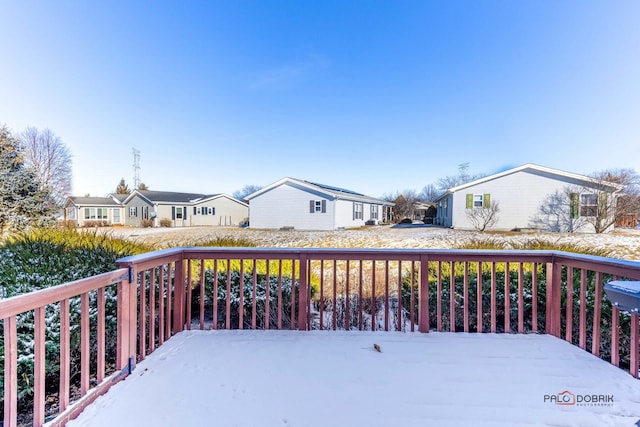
[132, 148, 141, 189]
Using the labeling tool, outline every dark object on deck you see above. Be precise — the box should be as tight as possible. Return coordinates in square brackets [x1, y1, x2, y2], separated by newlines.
[604, 281, 640, 313]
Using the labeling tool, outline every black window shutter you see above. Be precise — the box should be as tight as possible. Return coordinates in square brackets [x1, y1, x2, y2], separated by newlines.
[193, 207, 197, 215]
[321, 200, 326, 213]
[183, 206, 187, 219]
[212, 207, 215, 215]
[310, 200, 314, 213]
[172, 206, 176, 220]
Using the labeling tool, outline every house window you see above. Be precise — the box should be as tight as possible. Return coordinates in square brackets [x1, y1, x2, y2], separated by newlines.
[309, 200, 326, 213]
[97, 208, 108, 220]
[370, 205, 379, 220]
[580, 194, 598, 217]
[66, 207, 76, 220]
[466, 194, 490, 209]
[353, 203, 363, 220]
[209, 207, 215, 215]
[129, 206, 137, 217]
[84, 208, 95, 220]
[113, 209, 121, 223]
[176, 207, 183, 220]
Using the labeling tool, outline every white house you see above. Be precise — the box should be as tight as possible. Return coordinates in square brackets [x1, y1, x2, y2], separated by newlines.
[434, 164, 622, 233]
[245, 178, 393, 230]
[65, 190, 248, 227]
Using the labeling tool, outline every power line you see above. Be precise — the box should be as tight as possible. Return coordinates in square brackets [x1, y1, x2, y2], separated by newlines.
[132, 148, 141, 188]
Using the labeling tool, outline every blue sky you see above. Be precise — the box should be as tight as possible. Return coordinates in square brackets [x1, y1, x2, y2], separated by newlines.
[1, 1, 639, 198]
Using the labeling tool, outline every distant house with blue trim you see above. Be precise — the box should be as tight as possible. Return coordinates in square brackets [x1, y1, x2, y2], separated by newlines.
[245, 178, 393, 230]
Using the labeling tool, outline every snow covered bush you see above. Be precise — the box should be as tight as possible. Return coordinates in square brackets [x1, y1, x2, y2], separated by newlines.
[0, 228, 150, 420]
[190, 269, 298, 329]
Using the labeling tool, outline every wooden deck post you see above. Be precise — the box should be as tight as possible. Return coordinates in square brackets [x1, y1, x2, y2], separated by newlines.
[173, 257, 186, 334]
[545, 260, 561, 338]
[117, 269, 136, 372]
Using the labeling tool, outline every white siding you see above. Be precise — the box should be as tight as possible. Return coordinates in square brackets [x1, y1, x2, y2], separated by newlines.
[334, 200, 381, 228]
[154, 204, 189, 227]
[249, 183, 335, 230]
[191, 197, 249, 226]
[450, 169, 600, 232]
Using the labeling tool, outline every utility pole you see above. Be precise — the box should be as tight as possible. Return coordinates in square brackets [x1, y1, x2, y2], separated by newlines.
[132, 148, 141, 189]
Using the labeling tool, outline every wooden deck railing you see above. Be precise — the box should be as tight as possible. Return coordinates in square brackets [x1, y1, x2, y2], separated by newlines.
[2, 247, 640, 426]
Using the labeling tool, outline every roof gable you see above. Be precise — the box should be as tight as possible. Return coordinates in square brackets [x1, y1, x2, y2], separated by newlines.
[446, 164, 623, 194]
[245, 177, 392, 205]
[137, 190, 209, 203]
[193, 193, 249, 207]
[66, 196, 121, 207]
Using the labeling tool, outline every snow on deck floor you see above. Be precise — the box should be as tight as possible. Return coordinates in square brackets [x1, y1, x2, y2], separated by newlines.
[67, 331, 640, 427]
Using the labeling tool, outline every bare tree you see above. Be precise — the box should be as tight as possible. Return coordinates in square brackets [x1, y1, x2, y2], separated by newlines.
[233, 184, 262, 201]
[529, 169, 637, 234]
[19, 127, 72, 209]
[437, 163, 484, 193]
[383, 190, 418, 222]
[465, 200, 500, 231]
[577, 169, 637, 233]
[418, 184, 441, 202]
[529, 188, 588, 232]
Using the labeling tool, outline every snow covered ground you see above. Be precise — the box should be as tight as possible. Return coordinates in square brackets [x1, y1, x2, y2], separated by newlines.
[67, 330, 640, 427]
[103, 225, 640, 260]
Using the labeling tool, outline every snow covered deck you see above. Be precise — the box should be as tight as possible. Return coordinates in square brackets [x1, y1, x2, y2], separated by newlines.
[68, 330, 640, 427]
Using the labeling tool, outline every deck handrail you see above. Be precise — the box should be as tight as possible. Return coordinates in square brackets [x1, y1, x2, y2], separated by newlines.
[2, 247, 640, 427]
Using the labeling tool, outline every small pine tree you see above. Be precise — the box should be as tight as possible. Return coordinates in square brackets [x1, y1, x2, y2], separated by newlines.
[0, 125, 54, 234]
[137, 182, 149, 191]
[116, 178, 131, 194]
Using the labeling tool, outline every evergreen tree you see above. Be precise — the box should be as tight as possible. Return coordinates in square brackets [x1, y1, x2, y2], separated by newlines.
[137, 182, 149, 191]
[0, 125, 53, 233]
[115, 178, 131, 194]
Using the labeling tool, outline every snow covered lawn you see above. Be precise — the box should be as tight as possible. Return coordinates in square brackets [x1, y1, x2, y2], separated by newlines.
[102, 225, 640, 261]
[67, 331, 640, 427]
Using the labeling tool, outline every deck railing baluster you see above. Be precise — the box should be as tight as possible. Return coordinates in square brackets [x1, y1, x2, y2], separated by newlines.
[463, 262, 469, 333]
[449, 261, 455, 332]
[566, 267, 574, 342]
[34, 307, 45, 426]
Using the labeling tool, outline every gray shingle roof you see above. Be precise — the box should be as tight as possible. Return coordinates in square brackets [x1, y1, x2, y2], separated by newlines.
[136, 190, 217, 203]
[68, 197, 121, 206]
